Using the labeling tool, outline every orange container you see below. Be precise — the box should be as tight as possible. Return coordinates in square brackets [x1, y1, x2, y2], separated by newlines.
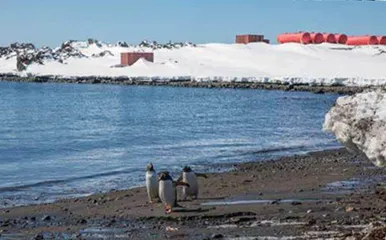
[323, 33, 336, 43]
[277, 32, 312, 44]
[346, 36, 378, 45]
[310, 33, 324, 44]
[377, 36, 386, 45]
[334, 34, 348, 44]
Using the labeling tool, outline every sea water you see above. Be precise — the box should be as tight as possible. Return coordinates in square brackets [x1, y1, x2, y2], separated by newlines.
[0, 81, 340, 207]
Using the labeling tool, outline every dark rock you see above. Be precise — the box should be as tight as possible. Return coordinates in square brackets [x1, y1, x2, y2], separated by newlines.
[77, 219, 87, 225]
[117, 41, 129, 47]
[1, 219, 10, 227]
[211, 233, 224, 239]
[16, 56, 27, 71]
[41, 215, 51, 221]
[307, 218, 317, 226]
[313, 89, 325, 94]
[33, 233, 44, 240]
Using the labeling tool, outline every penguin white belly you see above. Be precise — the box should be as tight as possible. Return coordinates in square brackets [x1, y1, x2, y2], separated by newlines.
[146, 172, 158, 200]
[183, 172, 198, 197]
[159, 180, 175, 207]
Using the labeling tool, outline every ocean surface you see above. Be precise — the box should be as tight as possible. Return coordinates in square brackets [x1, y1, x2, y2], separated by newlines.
[0, 81, 341, 207]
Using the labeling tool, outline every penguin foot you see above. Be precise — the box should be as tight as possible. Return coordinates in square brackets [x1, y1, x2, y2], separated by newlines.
[149, 198, 161, 204]
[165, 208, 172, 214]
[165, 206, 173, 214]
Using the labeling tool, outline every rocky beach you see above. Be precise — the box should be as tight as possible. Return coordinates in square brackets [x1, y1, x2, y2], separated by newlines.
[2, 1, 386, 240]
[1, 148, 385, 239]
[0, 74, 372, 95]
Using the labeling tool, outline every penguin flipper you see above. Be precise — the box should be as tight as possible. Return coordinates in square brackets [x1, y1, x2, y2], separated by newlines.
[174, 181, 190, 188]
[176, 174, 182, 183]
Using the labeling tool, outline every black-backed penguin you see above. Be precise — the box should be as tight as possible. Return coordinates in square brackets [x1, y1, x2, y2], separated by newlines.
[145, 163, 159, 203]
[158, 171, 189, 213]
[178, 166, 207, 200]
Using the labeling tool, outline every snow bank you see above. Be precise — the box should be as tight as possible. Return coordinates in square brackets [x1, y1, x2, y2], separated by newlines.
[1, 39, 386, 86]
[323, 89, 386, 167]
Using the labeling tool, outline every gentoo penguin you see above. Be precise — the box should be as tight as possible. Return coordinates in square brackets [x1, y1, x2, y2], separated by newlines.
[178, 166, 207, 200]
[158, 171, 189, 213]
[145, 163, 159, 203]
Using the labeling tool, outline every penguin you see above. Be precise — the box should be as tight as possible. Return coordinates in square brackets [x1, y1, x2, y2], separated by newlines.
[158, 171, 189, 214]
[178, 166, 207, 200]
[145, 163, 159, 203]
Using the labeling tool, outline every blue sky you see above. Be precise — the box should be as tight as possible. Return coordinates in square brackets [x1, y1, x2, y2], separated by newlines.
[0, 0, 385, 47]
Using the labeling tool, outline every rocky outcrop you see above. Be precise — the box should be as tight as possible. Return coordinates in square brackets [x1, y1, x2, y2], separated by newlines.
[0, 39, 197, 71]
[92, 50, 114, 58]
[323, 88, 386, 167]
[16, 56, 27, 72]
[139, 40, 196, 50]
[116, 41, 129, 47]
[56, 41, 87, 59]
[0, 42, 36, 58]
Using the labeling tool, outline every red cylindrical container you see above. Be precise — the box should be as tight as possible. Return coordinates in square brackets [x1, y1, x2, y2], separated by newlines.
[277, 32, 312, 44]
[377, 36, 386, 45]
[310, 33, 324, 44]
[334, 34, 348, 44]
[323, 33, 336, 43]
[346, 36, 378, 45]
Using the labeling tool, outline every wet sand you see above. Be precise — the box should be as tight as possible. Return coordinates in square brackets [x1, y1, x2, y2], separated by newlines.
[1, 148, 385, 239]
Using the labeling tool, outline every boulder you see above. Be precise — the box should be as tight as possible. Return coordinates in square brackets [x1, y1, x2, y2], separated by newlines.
[323, 88, 386, 167]
[16, 56, 27, 71]
[92, 50, 114, 58]
[116, 41, 129, 47]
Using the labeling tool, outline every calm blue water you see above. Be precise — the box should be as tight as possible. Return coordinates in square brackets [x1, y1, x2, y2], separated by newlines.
[0, 81, 340, 207]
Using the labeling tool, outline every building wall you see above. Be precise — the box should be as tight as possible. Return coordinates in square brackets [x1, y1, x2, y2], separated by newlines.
[236, 35, 264, 44]
[121, 52, 154, 66]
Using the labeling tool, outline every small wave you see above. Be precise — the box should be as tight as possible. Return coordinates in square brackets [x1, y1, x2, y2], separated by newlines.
[215, 142, 339, 159]
[0, 168, 140, 193]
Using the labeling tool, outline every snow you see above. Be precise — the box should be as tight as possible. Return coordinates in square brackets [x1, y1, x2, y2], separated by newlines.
[1, 40, 386, 86]
[323, 88, 386, 167]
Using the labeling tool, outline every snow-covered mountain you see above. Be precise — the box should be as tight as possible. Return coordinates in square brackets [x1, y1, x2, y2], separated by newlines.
[1, 38, 386, 86]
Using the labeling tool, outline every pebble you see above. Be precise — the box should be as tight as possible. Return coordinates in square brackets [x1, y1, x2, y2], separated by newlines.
[33, 233, 44, 240]
[41, 215, 51, 221]
[211, 233, 224, 239]
[77, 219, 87, 225]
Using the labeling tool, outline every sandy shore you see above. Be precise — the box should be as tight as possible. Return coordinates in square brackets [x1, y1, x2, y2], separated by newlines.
[0, 74, 372, 95]
[0, 148, 385, 239]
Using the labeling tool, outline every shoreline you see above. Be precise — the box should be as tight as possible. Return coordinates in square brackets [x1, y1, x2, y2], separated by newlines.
[1, 148, 385, 239]
[0, 74, 374, 94]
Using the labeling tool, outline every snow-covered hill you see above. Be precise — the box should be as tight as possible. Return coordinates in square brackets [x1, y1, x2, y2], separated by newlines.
[323, 89, 386, 168]
[1, 39, 386, 86]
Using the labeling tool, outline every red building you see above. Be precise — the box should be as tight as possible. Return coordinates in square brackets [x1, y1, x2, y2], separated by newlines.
[236, 34, 264, 44]
[121, 52, 154, 66]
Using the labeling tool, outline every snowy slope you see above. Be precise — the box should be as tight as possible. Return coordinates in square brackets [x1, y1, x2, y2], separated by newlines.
[1, 40, 386, 86]
[323, 89, 386, 167]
